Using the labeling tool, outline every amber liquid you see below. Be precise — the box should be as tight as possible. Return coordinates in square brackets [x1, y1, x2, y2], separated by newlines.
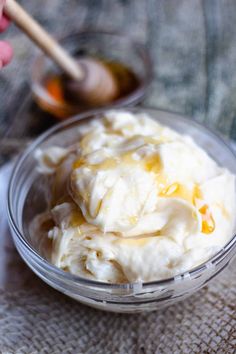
[38, 59, 140, 119]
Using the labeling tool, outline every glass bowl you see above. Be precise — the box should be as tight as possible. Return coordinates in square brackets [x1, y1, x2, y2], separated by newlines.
[7, 108, 236, 313]
[31, 31, 152, 119]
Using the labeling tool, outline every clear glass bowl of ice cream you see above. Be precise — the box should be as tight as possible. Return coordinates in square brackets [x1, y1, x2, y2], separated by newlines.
[7, 108, 236, 313]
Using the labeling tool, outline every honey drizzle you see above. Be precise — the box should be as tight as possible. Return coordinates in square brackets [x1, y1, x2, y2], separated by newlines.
[69, 209, 85, 228]
[193, 186, 215, 234]
[159, 183, 215, 234]
[72, 136, 215, 235]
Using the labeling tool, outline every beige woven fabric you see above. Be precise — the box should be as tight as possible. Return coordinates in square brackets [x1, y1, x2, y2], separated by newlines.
[0, 166, 235, 354]
[0, 253, 235, 354]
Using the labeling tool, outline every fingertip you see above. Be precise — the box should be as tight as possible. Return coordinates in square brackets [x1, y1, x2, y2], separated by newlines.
[0, 41, 13, 67]
[0, 15, 10, 32]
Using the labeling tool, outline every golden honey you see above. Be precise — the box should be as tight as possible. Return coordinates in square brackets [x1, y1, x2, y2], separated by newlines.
[41, 59, 140, 119]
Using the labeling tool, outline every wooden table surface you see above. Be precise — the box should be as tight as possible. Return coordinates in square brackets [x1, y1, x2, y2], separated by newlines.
[2, 0, 236, 165]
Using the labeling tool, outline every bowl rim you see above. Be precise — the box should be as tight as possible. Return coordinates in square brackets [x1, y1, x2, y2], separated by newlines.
[7, 107, 236, 289]
[30, 29, 153, 113]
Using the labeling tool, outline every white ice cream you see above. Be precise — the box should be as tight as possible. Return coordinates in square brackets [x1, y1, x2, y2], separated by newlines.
[35, 110, 236, 283]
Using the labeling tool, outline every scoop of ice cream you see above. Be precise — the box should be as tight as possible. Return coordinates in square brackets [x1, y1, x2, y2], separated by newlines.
[69, 113, 220, 236]
[35, 110, 236, 283]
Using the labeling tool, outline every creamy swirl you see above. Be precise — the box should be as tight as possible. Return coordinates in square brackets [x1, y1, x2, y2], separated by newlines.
[35, 110, 236, 283]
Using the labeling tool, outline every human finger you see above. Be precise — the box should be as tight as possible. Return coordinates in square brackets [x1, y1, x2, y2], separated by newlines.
[0, 40, 13, 68]
[0, 14, 10, 32]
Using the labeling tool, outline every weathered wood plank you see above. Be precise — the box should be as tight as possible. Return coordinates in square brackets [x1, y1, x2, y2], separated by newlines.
[145, 0, 206, 122]
[203, 0, 236, 137]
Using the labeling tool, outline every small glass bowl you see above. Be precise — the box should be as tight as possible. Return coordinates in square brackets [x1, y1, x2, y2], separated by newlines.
[7, 108, 236, 313]
[31, 31, 152, 119]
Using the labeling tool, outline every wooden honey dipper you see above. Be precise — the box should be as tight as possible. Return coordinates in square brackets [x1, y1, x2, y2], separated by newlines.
[4, 0, 119, 105]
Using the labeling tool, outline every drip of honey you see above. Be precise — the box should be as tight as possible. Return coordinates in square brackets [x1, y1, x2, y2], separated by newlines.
[73, 158, 86, 170]
[159, 182, 193, 203]
[41, 58, 140, 119]
[73, 150, 141, 172]
[193, 186, 215, 234]
[69, 209, 85, 228]
[73, 156, 118, 171]
[144, 154, 162, 174]
[159, 183, 215, 234]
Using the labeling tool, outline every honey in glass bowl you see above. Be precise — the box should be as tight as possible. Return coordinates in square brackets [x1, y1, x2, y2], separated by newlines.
[41, 58, 140, 118]
[31, 31, 152, 120]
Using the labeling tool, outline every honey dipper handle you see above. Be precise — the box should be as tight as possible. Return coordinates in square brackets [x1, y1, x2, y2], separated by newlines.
[4, 0, 84, 81]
